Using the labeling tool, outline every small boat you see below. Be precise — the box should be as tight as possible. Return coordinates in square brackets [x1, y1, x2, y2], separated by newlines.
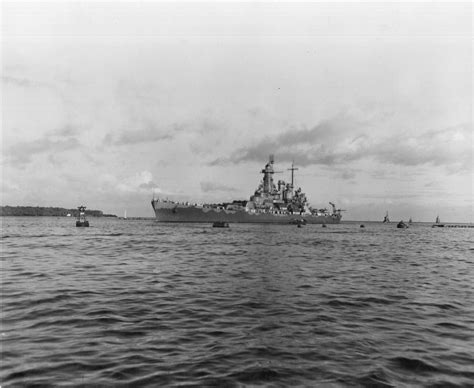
[383, 211, 390, 223]
[212, 221, 229, 228]
[432, 215, 444, 228]
[397, 220, 408, 229]
[360, 224, 365, 228]
[76, 206, 90, 227]
[408, 217, 412, 224]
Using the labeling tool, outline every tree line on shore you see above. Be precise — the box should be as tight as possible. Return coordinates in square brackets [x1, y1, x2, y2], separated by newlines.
[0, 206, 117, 217]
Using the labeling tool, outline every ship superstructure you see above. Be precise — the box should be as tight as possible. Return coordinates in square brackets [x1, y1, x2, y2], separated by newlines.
[151, 155, 344, 224]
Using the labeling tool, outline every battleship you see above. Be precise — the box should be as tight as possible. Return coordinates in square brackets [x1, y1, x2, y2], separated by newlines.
[151, 155, 344, 224]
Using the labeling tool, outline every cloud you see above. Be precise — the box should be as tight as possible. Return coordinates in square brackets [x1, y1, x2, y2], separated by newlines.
[51, 124, 79, 137]
[2, 74, 57, 90]
[319, 165, 360, 181]
[139, 181, 159, 189]
[104, 128, 172, 146]
[2, 75, 37, 88]
[336, 169, 358, 181]
[103, 122, 187, 146]
[115, 171, 161, 194]
[209, 116, 364, 166]
[373, 123, 472, 170]
[210, 117, 472, 172]
[200, 181, 238, 193]
[187, 117, 227, 155]
[6, 135, 80, 165]
[198, 117, 222, 135]
[103, 113, 225, 149]
[247, 107, 263, 118]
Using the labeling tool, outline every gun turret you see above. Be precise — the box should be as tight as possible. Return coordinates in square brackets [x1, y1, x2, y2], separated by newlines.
[329, 202, 346, 215]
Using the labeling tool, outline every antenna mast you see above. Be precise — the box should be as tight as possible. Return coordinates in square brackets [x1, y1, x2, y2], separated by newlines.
[288, 161, 299, 190]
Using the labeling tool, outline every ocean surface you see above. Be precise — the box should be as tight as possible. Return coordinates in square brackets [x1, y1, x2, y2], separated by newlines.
[1, 217, 473, 387]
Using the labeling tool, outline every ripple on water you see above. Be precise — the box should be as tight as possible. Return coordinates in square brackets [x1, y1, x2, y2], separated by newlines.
[1, 218, 473, 386]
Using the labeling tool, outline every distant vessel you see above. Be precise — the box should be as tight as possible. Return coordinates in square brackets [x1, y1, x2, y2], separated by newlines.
[432, 215, 445, 228]
[383, 211, 390, 223]
[151, 155, 344, 224]
[76, 206, 89, 227]
[408, 217, 412, 224]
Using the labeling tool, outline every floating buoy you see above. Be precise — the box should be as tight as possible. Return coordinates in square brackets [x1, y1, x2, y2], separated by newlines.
[76, 205, 90, 227]
[290, 219, 306, 226]
[360, 224, 365, 228]
[212, 221, 229, 228]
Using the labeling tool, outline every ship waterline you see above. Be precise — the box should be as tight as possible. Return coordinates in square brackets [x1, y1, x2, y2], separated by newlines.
[151, 155, 343, 224]
[151, 203, 341, 224]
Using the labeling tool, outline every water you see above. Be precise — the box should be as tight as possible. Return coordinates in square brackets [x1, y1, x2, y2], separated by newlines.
[1, 217, 473, 387]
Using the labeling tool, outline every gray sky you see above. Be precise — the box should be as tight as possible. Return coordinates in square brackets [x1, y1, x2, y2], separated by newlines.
[2, 1, 472, 221]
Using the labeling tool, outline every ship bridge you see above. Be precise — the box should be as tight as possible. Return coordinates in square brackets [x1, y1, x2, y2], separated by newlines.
[261, 154, 276, 194]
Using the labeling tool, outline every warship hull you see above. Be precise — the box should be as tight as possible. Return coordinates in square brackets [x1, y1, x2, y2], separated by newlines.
[152, 202, 341, 224]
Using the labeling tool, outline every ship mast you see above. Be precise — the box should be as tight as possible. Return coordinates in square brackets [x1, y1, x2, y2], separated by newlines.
[288, 161, 299, 192]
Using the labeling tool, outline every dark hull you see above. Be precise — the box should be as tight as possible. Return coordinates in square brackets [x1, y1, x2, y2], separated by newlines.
[152, 205, 341, 224]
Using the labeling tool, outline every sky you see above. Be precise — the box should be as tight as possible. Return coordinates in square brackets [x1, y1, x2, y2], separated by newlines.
[2, 1, 473, 221]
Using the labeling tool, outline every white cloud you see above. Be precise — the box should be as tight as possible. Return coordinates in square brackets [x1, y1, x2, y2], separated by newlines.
[112, 171, 160, 194]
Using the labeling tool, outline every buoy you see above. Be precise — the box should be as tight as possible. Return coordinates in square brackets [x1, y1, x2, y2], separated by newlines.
[397, 221, 408, 229]
[76, 205, 90, 227]
[290, 219, 306, 226]
[212, 222, 229, 228]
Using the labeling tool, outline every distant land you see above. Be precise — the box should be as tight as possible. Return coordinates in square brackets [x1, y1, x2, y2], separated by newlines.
[0, 206, 117, 217]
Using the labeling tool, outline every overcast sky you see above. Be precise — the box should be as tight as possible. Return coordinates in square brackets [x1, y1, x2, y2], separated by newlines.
[2, 2, 472, 221]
